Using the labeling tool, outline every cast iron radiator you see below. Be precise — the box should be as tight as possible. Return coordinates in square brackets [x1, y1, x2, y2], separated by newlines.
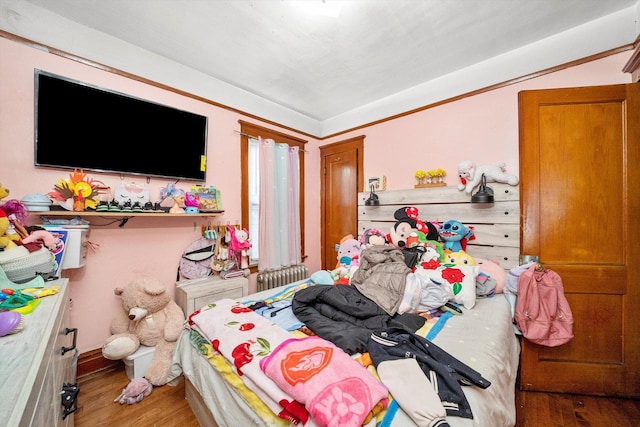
[256, 265, 309, 292]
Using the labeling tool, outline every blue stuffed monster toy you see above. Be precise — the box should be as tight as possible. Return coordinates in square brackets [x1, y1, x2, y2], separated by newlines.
[439, 219, 475, 252]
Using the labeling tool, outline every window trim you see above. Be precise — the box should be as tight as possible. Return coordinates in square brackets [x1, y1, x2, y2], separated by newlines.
[239, 120, 307, 273]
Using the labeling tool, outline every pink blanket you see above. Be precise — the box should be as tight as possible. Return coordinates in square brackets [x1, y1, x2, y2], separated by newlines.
[260, 336, 389, 427]
[188, 298, 309, 424]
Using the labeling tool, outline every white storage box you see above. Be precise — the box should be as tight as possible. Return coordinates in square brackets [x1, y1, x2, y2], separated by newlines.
[123, 345, 155, 380]
[42, 227, 89, 269]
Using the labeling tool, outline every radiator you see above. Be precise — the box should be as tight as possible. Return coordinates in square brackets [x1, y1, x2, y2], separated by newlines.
[257, 265, 309, 292]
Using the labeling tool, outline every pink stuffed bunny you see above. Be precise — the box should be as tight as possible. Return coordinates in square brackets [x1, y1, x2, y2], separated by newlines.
[227, 225, 252, 269]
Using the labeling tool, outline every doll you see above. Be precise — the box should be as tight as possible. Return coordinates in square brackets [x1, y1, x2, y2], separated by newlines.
[159, 183, 185, 214]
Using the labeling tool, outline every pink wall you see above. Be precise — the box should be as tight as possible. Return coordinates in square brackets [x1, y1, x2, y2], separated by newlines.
[0, 36, 321, 353]
[323, 53, 632, 191]
[0, 34, 633, 354]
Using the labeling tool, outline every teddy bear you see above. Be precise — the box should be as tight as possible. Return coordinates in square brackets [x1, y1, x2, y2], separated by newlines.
[102, 277, 185, 386]
[457, 160, 519, 194]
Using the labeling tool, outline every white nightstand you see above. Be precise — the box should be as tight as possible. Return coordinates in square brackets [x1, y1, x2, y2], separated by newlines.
[176, 275, 249, 315]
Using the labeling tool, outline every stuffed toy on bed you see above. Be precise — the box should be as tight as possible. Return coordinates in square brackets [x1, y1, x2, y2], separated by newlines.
[359, 228, 388, 249]
[387, 207, 439, 249]
[439, 219, 475, 252]
[332, 234, 361, 284]
[475, 258, 507, 294]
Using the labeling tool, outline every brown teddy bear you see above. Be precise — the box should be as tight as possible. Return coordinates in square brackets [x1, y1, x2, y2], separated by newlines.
[102, 277, 185, 386]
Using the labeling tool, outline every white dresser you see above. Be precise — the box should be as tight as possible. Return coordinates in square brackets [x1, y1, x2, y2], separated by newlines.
[176, 275, 248, 315]
[0, 279, 78, 426]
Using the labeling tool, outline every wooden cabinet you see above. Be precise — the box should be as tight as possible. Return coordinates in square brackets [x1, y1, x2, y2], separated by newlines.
[0, 279, 78, 426]
[176, 275, 248, 315]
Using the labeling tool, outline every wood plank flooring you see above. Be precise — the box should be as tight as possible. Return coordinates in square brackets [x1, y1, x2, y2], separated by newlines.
[75, 364, 199, 427]
[75, 364, 640, 426]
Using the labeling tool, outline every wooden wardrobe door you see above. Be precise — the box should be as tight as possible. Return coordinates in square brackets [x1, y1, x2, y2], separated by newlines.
[518, 83, 640, 397]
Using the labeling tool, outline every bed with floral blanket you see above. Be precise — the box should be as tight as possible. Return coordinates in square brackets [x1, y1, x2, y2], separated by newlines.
[169, 280, 520, 426]
[168, 184, 522, 426]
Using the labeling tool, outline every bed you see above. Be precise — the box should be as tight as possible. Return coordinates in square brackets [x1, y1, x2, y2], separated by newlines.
[168, 184, 522, 427]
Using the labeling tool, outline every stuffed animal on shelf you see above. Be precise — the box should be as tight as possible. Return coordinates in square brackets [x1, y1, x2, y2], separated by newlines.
[439, 219, 475, 252]
[184, 193, 200, 213]
[457, 160, 519, 194]
[102, 277, 185, 387]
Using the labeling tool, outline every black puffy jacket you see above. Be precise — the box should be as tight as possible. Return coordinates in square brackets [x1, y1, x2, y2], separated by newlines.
[292, 284, 425, 355]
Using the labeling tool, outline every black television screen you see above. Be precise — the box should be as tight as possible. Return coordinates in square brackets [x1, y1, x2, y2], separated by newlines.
[34, 69, 208, 182]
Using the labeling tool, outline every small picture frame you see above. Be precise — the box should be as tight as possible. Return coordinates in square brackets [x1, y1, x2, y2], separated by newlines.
[367, 176, 386, 192]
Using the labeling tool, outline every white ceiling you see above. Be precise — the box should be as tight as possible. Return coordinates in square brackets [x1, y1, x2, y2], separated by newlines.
[7, 0, 640, 136]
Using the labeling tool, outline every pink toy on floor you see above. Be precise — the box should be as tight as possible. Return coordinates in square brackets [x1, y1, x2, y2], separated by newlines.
[114, 377, 153, 405]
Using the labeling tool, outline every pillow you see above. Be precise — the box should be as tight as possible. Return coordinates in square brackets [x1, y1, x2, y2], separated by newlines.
[475, 258, 507, 293]
[310, 270, 334, 285]
[418, 265, 479, 309]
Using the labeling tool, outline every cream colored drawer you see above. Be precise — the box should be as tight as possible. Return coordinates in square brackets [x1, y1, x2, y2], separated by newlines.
[176, 275, 248, 315]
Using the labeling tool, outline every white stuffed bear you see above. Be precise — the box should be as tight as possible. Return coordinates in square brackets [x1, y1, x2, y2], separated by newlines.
[457, 160, 519, 194]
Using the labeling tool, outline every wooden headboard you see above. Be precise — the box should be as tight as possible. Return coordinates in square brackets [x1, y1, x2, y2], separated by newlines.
[357, 183, 520, 270]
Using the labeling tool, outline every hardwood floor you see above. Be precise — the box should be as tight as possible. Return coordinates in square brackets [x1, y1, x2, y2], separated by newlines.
[515, 388, 640, 427]
[75, 364, 199, 427]
[75, 364, 640, 427]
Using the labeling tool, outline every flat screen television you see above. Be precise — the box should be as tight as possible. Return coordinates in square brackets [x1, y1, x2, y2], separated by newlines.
[34, 69, 208, 182]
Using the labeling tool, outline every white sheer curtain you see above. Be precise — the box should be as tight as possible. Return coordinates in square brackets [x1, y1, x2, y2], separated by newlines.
[253, 137, 301, 271]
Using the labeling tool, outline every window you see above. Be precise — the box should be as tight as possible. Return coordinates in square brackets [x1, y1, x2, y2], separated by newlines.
[239, 121, 306, 271]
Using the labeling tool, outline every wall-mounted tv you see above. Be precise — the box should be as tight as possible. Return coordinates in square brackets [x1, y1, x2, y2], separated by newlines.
[34, 69, 208, 182]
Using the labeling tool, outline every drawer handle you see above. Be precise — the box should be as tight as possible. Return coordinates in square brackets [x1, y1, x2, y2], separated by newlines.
[61, 327, 78, 355]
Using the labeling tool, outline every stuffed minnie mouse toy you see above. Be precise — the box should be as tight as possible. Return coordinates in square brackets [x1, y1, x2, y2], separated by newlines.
[387, 206, 439, 249]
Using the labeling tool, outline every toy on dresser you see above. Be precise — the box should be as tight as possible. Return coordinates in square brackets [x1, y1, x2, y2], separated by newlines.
[0, 183, 26, 250]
